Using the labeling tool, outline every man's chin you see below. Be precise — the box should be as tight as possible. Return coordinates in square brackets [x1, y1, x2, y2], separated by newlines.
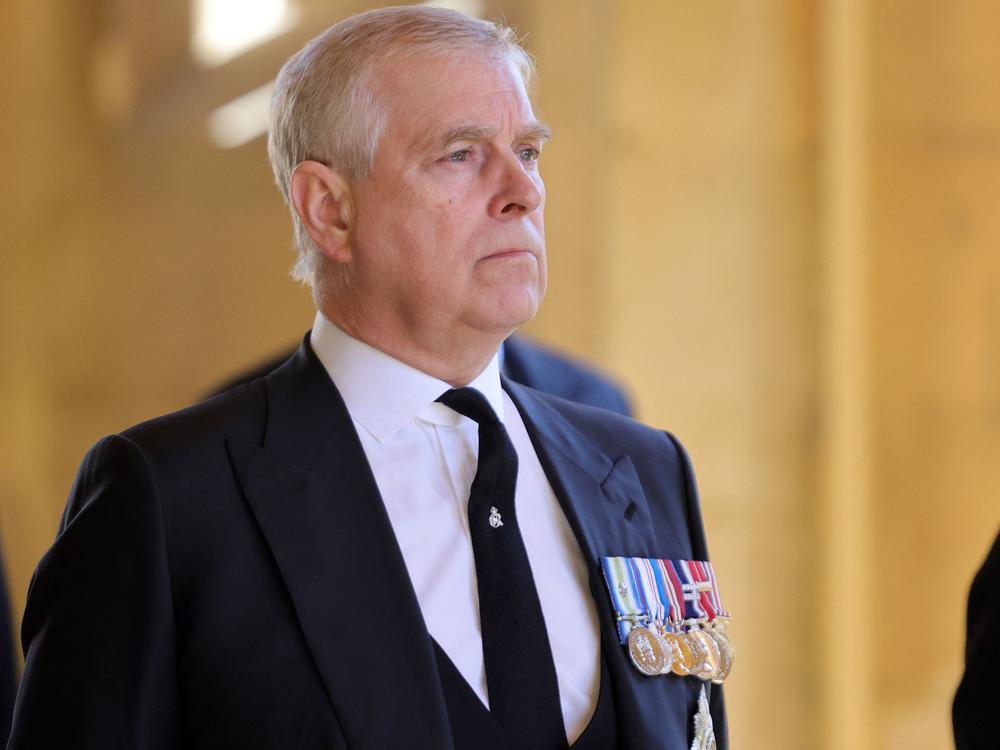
[477, 286, 543, 332]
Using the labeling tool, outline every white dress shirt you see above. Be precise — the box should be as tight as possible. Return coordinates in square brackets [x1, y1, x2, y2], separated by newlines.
[309, 312, 601, 742]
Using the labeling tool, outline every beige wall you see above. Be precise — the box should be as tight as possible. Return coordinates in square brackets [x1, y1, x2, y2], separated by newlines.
[2, 2, 999, 748]
[868, 2, 1000, 747]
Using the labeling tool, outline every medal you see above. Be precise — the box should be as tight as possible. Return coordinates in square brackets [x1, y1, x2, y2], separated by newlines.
[654, 558, 697, 676]
[659, 626, 694, 676]
[690, 561, 734, 683]
[707, 619, 734, 683]
[627, 625, 670, 676]
[686, 622, 722, 681]
[657, 559, 701, 677]
[624, 558, 673, 676]
[669, 560, 733, 682]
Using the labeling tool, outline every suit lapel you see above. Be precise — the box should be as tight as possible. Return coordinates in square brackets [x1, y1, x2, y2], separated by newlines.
[503, 378, 660, 562]
[227, 339, 453, 750]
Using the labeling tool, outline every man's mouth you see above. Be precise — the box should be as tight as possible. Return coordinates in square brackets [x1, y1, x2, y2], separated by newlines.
[482, 249, 535, 261]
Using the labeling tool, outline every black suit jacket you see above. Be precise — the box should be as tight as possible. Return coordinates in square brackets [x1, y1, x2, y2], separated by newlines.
[953, 528, 1000, 749]
[10, 337, 724, 749]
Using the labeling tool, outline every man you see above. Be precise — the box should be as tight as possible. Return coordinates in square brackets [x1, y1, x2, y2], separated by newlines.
[9, 7, 726, 749]
[953, 528, 1000, 749]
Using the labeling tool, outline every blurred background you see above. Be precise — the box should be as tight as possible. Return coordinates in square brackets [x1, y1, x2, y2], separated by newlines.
[1, 0, 999, 747]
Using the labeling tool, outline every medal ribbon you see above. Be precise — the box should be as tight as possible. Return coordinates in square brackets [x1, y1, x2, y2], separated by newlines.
[654, 559, 683, 628]
[600, 557, 647, 643]
[696, 560, 730, 618]
[634, 558, 666, 625]
[670, 560, 707, 621]
[661, 559, 690, 621]
[683, 560, 716, 620]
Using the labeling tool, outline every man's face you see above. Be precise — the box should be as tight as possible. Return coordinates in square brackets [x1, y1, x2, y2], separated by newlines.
[342, 51, 548, 348]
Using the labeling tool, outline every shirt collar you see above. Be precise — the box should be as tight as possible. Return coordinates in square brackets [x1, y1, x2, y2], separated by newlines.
[309, 311, 505, 443]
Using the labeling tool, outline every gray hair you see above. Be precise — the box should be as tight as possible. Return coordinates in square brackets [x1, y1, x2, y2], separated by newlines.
[267, 5, 535, 287]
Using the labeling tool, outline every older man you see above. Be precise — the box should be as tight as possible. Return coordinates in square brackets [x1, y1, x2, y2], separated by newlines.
[10, 7, 726, 750]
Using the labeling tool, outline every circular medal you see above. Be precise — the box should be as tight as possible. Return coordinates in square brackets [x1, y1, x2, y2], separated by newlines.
[627, 625, 668, 677]
[651, 624, 673, 674]
[708, 621, 735, 683]
[688, 626, 722, 682]
[660, 628, 694, 676]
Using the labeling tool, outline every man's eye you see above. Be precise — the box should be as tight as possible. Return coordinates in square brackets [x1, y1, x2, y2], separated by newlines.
[446, 149, 472, 162]
[518, 147, 541, 163]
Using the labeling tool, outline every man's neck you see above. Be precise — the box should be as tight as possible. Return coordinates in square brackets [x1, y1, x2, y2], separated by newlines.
[316, 307, 506, 387]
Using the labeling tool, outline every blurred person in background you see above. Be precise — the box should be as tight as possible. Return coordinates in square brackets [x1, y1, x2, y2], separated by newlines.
[9, 6, 727, 749]
[953, 528, 1000, 750]
[0, 549, 14, 745]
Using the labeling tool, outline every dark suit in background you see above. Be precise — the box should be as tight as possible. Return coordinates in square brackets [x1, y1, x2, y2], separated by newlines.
[953, 528, 1000, 750]
[0, 549, 15, 745]
[501, 337, 631, 416]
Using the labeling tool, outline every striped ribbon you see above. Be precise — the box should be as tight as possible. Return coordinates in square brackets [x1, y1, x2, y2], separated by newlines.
[632, 558, 666, 625]
[600, 556, 646, 642]
[655, 559, 684, 628]
[695, 560, 729, 618]
[673, 560, 710, 620]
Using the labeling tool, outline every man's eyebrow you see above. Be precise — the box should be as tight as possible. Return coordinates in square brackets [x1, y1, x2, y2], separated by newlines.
[441, 125, 498, 147]
[519, 122, 553, 142]
[438, 121, 553, 149]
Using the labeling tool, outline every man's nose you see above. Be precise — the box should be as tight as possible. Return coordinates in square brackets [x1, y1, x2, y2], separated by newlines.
[488, 153, 543, 219]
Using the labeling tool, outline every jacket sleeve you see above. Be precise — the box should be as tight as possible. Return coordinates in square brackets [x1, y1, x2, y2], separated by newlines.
[8, 434, 179, 750]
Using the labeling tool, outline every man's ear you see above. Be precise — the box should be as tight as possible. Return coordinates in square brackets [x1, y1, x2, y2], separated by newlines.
[290, 160, 354, 263]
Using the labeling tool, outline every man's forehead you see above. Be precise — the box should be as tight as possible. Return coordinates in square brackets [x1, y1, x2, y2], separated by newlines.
[374, 50, 529, 113]
[370, 54, 547, 151]
[377, 45, 520, 84]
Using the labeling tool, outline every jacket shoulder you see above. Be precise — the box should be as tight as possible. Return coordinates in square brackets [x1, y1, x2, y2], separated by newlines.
[523, 384, 676, 460]
[120, 378, 268, 458]
[59, 381, 267, 527]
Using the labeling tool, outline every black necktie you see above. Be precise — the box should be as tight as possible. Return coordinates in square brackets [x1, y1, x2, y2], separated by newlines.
[437, 388, 567, 750]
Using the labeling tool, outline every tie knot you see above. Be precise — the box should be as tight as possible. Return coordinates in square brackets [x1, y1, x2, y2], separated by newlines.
[437, 387, 498, 426]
